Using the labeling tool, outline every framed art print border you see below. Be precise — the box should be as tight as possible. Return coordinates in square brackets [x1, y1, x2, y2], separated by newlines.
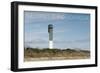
[11, 1, 98, 72]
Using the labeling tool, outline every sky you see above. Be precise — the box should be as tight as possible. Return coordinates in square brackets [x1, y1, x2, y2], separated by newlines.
[24, 11, 90, 50]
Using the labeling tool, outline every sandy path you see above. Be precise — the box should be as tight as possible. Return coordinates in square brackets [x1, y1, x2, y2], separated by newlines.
[24, 56, 90, 62]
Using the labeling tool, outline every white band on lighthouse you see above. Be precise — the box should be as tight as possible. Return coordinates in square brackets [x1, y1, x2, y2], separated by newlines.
[49, 41, 53, 49]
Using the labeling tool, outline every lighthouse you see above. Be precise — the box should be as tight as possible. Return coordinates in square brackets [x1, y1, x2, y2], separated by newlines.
[48, 24, 53, 49]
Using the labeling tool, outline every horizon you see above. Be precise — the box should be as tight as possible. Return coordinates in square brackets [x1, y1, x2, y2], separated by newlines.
[24, 47, 90, 51]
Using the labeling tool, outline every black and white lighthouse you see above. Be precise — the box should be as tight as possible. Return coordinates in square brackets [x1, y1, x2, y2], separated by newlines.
[48, 24, 53, 49]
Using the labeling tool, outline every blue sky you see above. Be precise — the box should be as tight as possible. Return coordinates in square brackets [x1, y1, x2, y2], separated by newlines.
[24, 11, 90, 50]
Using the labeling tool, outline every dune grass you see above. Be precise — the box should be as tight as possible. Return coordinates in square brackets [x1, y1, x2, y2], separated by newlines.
[24, 48, 90, 61]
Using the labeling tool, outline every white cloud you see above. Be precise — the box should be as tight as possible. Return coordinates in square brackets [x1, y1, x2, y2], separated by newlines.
[24, 11, 65, 24]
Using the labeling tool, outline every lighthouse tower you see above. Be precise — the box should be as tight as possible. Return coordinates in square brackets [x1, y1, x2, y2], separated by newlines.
[48, 24, 53, 49]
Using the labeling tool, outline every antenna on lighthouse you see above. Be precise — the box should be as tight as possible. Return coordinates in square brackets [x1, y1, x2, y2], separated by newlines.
[48, 24, 53, 49]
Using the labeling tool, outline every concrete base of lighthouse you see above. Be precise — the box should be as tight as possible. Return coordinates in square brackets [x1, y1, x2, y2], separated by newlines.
[49, 41, 53, 49]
